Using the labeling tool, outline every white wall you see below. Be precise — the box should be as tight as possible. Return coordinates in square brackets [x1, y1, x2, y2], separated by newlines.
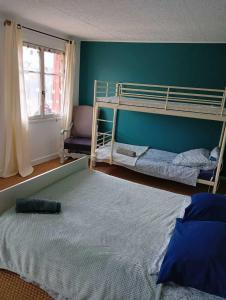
[29, 119, 62, 165]
[0, 14, 80, 170]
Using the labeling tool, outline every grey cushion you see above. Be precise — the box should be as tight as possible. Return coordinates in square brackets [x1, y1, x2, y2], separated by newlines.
[116, 147, 136, 157]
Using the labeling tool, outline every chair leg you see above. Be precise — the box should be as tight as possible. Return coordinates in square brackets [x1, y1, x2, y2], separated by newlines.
[60, 148, 65, 164]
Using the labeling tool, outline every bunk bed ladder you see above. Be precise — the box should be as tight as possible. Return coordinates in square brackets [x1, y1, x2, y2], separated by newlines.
[91, 81, 119, 168]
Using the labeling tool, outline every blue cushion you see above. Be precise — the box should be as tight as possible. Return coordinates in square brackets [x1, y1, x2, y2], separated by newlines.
[183, 192, 226, 222]
[157, 218, 226, 298]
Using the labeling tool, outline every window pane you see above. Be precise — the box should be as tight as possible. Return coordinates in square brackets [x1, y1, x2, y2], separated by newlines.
[44, 50, 64, 116]
[44, 51, 64, 75]
[44, 74, 63, 115]
[24, 72, 41, 117]
[23, 46, 40, 72]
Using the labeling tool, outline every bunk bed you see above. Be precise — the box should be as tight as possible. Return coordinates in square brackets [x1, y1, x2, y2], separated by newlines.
[90, 81, 226, 193]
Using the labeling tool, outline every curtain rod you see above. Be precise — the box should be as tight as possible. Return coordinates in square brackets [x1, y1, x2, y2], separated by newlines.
[4, 19, 72, 43]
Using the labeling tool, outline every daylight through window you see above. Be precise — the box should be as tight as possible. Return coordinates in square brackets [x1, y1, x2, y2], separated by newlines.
[23, 43, 65, 118]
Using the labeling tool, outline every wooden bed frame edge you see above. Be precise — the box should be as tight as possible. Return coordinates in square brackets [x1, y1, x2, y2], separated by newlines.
[0, 157, 89, 214]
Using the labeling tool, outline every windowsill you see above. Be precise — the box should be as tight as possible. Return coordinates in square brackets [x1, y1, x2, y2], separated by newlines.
[29, 116, 62, 123]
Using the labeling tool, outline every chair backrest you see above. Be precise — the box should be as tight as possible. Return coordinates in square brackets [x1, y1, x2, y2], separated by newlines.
[71, 105, 93, 138]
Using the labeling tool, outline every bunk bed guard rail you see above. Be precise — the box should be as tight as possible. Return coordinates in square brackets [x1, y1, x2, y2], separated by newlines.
[94, 81, 226, 117]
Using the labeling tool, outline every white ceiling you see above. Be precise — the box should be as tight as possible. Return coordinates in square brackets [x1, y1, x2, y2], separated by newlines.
[0, 0, 226, 42]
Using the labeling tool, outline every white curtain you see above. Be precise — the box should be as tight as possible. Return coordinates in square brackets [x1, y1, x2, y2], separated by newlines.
[1, 22, 33, 178]
[61, 40, 76, 134]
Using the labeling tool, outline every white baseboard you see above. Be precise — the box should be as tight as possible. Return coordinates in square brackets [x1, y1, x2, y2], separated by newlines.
[31, 153, 59, 166]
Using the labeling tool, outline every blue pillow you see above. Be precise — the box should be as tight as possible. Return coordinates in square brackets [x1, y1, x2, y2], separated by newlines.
[183, 192, 226, 222]
[157, 218, 226, 298]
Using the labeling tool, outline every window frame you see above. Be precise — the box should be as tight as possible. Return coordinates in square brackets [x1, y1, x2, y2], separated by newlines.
[23, 42, 65, 121]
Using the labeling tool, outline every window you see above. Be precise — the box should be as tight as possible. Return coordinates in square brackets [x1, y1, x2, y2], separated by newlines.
[23, 43, 65, 118]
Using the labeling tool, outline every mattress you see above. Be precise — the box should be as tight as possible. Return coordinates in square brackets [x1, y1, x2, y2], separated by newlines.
[0, 169, 222, 299]
[97, 96, 226, 116]
[136, 149, 216, 185]
[96, 146, 216, 186]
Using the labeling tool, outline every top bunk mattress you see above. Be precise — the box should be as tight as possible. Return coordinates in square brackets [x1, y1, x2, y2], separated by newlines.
[96, 96, 226, 116]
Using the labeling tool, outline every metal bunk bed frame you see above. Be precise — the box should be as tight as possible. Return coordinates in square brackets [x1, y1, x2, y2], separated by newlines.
[90, 80, 226, 193]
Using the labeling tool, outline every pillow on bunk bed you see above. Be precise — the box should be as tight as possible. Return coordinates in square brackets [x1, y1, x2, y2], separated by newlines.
[183, 192, 226, 222]
[157, 218, 226, 298]
[172, 148, 210, 167]
[209, 146, 220, 161]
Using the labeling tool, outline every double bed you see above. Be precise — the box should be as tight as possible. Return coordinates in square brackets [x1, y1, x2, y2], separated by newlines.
[0, 157, 224, 299]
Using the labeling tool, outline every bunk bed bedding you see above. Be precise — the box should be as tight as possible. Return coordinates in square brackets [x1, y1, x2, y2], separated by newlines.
[135, 149, 200, 186]
[95, 142, 148, 166]
[0, 169, 222, 300]
[96, 144, 217, 186]
[135, 148, 217, 186]
[97, 96, 226, 116]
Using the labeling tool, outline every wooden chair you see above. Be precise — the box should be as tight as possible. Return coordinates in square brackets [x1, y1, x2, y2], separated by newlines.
[60, 105, 93, 163]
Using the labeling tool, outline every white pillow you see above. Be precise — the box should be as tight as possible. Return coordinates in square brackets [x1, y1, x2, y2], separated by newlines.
[209, 146, 220, 161]
[173, 148, 210, 167]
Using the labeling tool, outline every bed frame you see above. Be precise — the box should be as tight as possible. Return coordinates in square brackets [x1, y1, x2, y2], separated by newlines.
[0, 157, 89, 214]
[90, 80, 226, 193]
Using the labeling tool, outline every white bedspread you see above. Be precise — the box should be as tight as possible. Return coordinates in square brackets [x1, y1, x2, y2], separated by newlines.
[96, 142, 148, 166]
[0, 169, 188, 300]
[0, 170, 222, 299]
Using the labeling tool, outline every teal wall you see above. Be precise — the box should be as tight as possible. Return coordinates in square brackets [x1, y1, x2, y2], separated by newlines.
[79, 42, 226, 171]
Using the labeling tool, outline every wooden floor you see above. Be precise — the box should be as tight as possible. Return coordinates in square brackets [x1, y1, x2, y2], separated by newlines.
[95, 162, 226, 195]
[0, 158, 225, 195]
[0, 158, 73, 191]
[0, 269, 52, 300]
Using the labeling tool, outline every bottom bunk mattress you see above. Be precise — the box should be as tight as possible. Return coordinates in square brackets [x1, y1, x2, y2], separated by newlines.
[0, 169, 222, 300]
[96, 144, 216, 186]
[134, 148, 215, 186]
